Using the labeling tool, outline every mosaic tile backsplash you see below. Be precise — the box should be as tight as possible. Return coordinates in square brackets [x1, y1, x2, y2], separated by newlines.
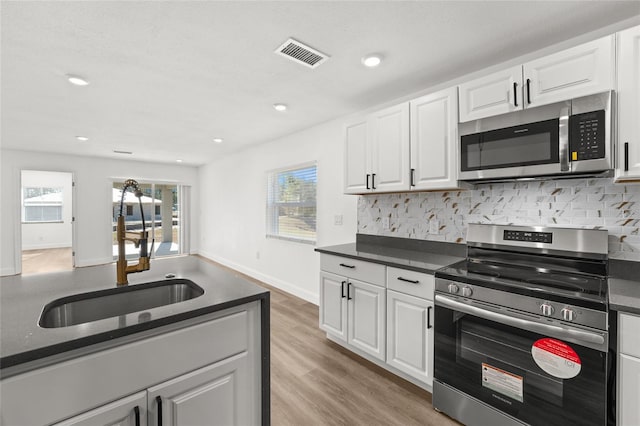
[357, 177, 640, 261]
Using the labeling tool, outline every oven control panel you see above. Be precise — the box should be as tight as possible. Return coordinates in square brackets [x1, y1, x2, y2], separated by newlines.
[503, 230, 552, 243]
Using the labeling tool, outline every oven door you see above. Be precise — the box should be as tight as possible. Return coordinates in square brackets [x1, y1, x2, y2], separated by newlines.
[459, 117, 565, 180]
[434, 293, 609, 426]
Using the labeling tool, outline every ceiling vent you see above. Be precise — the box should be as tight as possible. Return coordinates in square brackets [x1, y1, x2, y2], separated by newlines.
[275, 38, 329, 69]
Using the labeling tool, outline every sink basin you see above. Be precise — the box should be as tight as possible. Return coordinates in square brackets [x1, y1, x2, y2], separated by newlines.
[39, 279, 205, 328]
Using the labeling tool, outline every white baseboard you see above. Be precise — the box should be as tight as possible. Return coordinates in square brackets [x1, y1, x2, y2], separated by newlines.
[1, 267, 17, 277]
[75, 257, 114, 268]
[199, 251, 319, 305]
[22, 243, 72, 250]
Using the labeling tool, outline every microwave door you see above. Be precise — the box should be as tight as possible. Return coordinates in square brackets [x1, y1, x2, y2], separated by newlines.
[459, 118, 561, 180]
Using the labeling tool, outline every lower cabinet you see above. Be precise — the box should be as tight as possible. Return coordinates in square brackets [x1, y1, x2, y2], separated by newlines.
[54, 391, 147, 426]
[619, 312, 640, 426]
[148, 352, 251, 426]
[319, 271, 386, 361]
[319, 254, 436, 389]
[386, 290, 434, 386]
[1, 302, 262, 426]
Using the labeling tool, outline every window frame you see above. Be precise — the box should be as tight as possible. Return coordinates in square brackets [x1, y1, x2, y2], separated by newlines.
[266, 162, 317, 245]
[22, 187, 64, 223]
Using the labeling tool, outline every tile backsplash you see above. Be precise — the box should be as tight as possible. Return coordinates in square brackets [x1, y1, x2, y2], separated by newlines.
[357, 177, 640, 261]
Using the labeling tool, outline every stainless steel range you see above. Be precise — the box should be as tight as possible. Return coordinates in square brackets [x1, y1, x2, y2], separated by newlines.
[433, 224, 615, 426]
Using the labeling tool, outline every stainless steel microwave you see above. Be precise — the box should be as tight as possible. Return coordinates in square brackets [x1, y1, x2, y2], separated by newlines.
[458, 91, 614, 181]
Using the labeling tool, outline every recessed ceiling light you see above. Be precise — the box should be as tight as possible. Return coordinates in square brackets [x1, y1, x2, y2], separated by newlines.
[273, 103, 287, 112]
[361, 54, 382, 68]
[176, 159, 183, 163]
[76, 136, 89, 141]
[213, 138, 223, 144]
[66, 74, 90, 86]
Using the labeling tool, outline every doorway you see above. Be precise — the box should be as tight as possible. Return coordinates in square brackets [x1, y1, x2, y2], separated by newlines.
[21, 170, 74, 275]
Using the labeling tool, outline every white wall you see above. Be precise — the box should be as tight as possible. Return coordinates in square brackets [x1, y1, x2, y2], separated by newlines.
[198, 120, 357, 303]
[21, 170, 73, 250]
[0, 149, 199, 276]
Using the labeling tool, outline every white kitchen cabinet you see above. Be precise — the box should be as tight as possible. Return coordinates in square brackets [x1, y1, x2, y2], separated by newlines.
[0, 303, 262, 426]
[386, 290, 433, 386]
[618, 312, 640, 426]
[615, 25, 640, 181]
[319, 271, 348, 342]
[347, 278, 386, 361]
[459, 35, 614, 122]
[410, 87, 460, 190]
[319, 254, 386, 361]
[386, 267, 435, 386]
[53, 391, 147, 426]
[343, 103, 410, 194]
[344, 118, 371, 193]
[148, 353, 252, 426]
[458, 66, 522, 122]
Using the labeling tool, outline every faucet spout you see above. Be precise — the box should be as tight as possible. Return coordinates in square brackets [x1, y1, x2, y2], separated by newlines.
[116, 180, 151, 285]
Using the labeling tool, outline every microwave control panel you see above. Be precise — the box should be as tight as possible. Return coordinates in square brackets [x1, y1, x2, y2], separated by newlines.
[569, 109, 605, 161]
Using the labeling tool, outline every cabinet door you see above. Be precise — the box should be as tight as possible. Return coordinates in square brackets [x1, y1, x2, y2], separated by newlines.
[347, 279, 386, 361]
[319, 271, 348, 342]
[147, 352, 253, 426]
[370, 103, 410, 192]
[386, 290, 433, 386]
[619, 354, 640, 426]
[458, 65, 522, 122]
[53, 391, 147, 426]
[616, 26, 640, 180]
[410, 87, 459, 190]
[344, 118, 371, 194]
[524, 35, 614, 108]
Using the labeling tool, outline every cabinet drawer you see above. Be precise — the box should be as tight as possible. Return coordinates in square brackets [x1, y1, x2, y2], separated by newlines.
[620, 312, 640, 357]
[320, 254, 385, 287]
[387, 267, 434, 300]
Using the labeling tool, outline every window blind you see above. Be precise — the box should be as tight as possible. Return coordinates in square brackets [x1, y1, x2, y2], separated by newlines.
[266, 163, 317, 243]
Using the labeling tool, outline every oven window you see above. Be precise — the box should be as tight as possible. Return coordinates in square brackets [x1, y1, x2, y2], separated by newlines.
[434, 306, 607, 426]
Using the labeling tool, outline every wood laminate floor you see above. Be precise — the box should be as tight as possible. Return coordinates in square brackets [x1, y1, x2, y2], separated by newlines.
[21, 248, 73, 275]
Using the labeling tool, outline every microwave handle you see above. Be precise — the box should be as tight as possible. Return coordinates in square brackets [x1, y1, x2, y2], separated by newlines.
[559, 107, 570, 172]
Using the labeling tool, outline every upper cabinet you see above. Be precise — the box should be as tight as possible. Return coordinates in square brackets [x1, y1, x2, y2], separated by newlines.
[615, 25, 640, 181]
[344, 103, 410, 194]
[459, 35, 615, 122]
[410, 87, 460, 190]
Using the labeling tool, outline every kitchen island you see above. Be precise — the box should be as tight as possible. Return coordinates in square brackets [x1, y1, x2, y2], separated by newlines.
[0, 256, 270, 426]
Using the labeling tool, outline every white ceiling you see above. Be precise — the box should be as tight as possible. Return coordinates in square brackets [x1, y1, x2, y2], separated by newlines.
[2, 1, 639, 166]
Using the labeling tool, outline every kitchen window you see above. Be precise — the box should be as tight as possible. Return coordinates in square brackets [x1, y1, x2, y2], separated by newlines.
[22, 187, 63, 223]
[266, 163, 317, 244]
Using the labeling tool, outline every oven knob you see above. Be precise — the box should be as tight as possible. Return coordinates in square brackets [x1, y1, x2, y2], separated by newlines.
[448, 283, 459, 294]
[540, 303, 555, 316]
[561, 308, 576, 322]
[461, 286, 473, 298]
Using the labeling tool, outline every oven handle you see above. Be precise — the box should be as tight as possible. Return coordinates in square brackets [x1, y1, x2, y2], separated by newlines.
[435, 294, 606, 350]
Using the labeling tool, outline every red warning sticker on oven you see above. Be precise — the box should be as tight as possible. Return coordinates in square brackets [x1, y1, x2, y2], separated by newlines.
[531, 338, 581, 379]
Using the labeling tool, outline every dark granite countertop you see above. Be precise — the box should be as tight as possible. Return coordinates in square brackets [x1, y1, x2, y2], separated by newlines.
[0, 256, 269, 374]
[315, 234, 465, 274]
[609, 260, 640, 315]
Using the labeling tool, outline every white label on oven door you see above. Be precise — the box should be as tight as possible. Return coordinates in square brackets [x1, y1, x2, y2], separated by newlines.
[481, 363, 524, 402]
[531, 338, 582, 379]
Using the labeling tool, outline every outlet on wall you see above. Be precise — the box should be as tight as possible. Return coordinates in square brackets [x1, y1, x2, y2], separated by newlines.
[256, 251, 260, 260]
[429, 220, 440, 235]
[382, 217, 390, 230]
[334, 215, 343, 225]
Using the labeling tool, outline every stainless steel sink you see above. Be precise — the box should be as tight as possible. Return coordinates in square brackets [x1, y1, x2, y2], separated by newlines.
[39, 279, 205, 328]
